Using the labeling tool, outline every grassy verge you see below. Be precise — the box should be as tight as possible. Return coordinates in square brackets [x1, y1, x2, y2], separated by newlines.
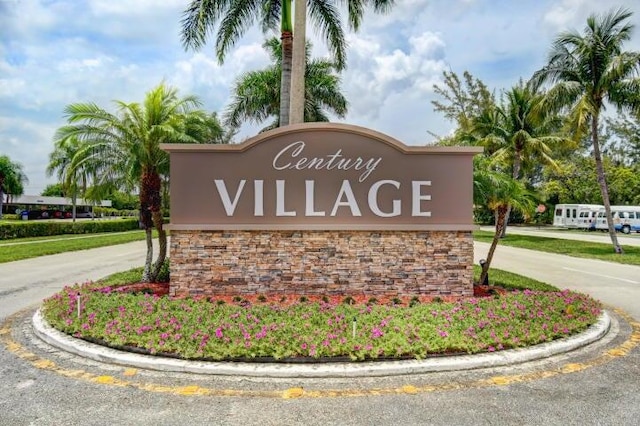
[0, 231, 149, 263]
[474, 230, 640, 266]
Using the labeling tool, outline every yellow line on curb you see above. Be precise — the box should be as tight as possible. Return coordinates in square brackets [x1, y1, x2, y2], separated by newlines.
[1, 308, 639, 399]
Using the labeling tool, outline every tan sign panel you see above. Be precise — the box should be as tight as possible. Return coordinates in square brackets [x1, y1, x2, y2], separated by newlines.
[162, 123, 482, 230]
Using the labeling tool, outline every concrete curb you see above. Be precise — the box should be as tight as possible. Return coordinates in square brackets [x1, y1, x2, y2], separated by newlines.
[32, 309, 610, 378]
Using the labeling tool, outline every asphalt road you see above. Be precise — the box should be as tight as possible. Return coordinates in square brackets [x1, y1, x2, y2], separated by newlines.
[0, 236, 639, 425]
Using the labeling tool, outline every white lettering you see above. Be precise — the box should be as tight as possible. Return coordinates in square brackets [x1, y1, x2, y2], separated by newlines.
[368, 180, 401, 217]
[214, 179, 246, 216]
[412, 181, 432, 217]
[254, 180, 264, 216]
[272, 141, 305, 171]
[272, 141, 382, 182]
[330, 180, 362, 216]
[305, 180, 325, 216]
[276, 180, 296, 216]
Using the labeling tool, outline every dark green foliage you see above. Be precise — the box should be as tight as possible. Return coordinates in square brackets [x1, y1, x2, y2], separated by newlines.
[156, 259, 170, 283]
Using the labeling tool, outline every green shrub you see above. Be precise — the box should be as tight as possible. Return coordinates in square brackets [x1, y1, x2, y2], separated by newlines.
[0, 218, 140, 240]
[156, 258, 170, 283]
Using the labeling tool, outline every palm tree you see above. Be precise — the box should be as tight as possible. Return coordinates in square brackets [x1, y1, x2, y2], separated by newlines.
[532, 8, 640, 254]
[472, 80, 564, 235]
[181, 0, 395, 126]
[0, 155, 28, 219]
[54, 83, 221, 282]
[225, 37, 347, 131]
[474, 157, 537, 285]
[47, 137, 93, 222]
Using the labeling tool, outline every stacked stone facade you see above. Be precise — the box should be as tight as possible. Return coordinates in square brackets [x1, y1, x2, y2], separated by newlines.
[169, 230, 473, 297]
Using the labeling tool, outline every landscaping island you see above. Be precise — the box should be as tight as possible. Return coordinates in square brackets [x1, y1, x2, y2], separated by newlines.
[41, 273, 601, 362]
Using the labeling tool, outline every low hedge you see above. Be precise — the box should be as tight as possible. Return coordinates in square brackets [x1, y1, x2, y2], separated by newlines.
[0, 218, 140, 240]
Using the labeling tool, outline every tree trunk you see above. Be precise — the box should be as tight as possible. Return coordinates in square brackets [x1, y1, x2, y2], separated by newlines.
[150, 209, 167, 281]
[280, 30, 293, 127]
[289, 0, 307, 125]
[139, 167, 161, 282]
[479, 205, 507, 285]
[141, 228, 153, 282]
[71, 193, 77, 223]
[500, 151, 522, 238]
[591, 114, 623, 254]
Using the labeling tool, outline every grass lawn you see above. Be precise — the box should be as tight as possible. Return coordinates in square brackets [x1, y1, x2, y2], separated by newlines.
[0, 230, 149, 263]
[473, 230, 640, 266]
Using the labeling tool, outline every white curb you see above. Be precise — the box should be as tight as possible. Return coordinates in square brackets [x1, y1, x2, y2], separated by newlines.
[32, 309, 610, 378]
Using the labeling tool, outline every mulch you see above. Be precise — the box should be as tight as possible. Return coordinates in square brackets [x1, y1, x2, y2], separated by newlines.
[98, 282, 507, 304]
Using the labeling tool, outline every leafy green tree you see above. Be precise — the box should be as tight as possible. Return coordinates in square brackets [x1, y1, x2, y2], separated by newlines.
[473, 157, 537, 285]
[604, 112, 640, 166]
[225, 37, 347, 131]
[181, 0, 395, 126]
[107, 191, 139, 211]
[0, 155, 28, 219]
[41, 183, 65, 197]
[532, 8, 640, 254]
[54, 83, 220, 282]
[431, 70, 494, 139]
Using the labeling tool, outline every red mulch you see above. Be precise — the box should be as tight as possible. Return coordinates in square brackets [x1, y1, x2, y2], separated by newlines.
[98, 282, 507, 305]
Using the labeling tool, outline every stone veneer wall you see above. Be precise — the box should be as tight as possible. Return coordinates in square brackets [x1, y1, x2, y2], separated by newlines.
[169, 230, 474, 298]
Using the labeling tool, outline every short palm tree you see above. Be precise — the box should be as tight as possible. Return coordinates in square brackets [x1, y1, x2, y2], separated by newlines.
[225, 37, 347, 131]
[532, 8, 640, 254]
[47, 137, 94, 222]
[474, 157, 537, 285]
[181, 0, 395, 126]
[472, 80, 564, 235]
[54, 83, 222, 282]
[0, 155, 28, 219]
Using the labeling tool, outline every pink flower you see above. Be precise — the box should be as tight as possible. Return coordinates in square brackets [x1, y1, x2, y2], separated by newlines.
[215, 328, 223, 338]
[371, 327, 384, 338]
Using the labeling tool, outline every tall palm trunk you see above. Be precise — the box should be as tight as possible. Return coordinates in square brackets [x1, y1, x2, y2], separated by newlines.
[481, 205, 508, 285]
[279, 0, 293, 127]
[280, 30, 293, 126]
[289, 0, 307, 125]
[591, 113, 623, 254]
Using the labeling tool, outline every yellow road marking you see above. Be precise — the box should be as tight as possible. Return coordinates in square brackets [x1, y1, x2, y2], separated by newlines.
[1, 308, 638, 399]
[122, 368, 138, 377]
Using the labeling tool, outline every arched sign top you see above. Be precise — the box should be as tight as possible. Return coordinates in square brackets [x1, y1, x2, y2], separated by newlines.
[161, 123, 482, 231]
[161, 122, 483, 155]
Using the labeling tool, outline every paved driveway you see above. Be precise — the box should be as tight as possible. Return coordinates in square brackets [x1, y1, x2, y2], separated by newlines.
[1, 238, 639, 425]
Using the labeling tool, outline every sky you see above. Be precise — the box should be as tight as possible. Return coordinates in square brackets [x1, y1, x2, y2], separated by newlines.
[1, 0, 639, 195]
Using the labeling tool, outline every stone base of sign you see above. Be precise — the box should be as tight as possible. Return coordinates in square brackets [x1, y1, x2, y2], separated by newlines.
[169, 230, 473, 298]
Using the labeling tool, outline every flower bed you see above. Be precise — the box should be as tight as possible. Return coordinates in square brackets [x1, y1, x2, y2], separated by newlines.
[41, 284, 601, 362]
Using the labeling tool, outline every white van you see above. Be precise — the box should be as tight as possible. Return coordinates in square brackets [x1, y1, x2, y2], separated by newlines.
[594, 206, 640, 234]
[577, 208, 602, 230]
[553, 204, 604, 228]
